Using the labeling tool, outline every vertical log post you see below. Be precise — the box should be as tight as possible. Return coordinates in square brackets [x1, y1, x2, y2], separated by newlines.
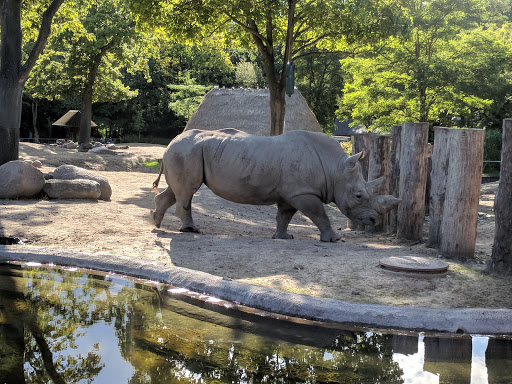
[427, 128, 452, 248]
[490, 119, 512, 274]
[348, 133, 370, 230]
[433, 128, 485, 259]
[368, 133, 391, 232]
[389, 125, 402, 233]
[397, 122, 429, 241]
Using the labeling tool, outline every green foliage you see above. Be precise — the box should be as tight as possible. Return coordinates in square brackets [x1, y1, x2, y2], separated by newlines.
[25, 0, 147, 104]
[234, 61, 264, 88]
[295, 52, 345, 132]
[168, 74, 211, 119]
[338, 0, 512, 133]
[484, 129, 503, 174]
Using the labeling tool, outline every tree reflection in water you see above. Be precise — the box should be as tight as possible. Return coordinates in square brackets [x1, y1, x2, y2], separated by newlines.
[0, 263, 510, 383]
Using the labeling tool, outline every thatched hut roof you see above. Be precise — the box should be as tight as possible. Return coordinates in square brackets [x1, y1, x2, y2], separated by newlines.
[185, 88, 322, 135]
[52, 110, 97, 128]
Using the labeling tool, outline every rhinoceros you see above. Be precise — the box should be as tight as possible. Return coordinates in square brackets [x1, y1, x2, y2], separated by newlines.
[151, 128, 400, 242]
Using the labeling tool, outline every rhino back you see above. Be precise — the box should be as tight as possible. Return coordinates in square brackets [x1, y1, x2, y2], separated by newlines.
[196, 129, 345, 205]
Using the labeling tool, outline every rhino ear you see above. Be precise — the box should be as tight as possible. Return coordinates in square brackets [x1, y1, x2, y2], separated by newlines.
[346, 151, 364, 168]
[367, 177, 385, 194]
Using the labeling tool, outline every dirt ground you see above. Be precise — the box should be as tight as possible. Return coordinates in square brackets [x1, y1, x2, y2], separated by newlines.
[1, 142, 510, 309]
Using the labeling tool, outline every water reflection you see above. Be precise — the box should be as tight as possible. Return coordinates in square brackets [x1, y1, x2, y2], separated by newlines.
[0, 263, 510, 383]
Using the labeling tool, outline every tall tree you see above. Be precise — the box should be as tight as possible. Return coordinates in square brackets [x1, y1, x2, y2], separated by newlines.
[132, 0, 407, 135]
[337, 0, 512, 132]
[26, 0, 148, 150]
[0, 0, 65, 165]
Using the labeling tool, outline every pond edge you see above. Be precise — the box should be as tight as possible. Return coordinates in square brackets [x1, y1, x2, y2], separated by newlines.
[0, 244, 510, 335]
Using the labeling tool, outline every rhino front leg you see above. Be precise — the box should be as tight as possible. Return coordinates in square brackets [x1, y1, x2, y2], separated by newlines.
[272, 202, 297, 239]
[175, 198, 200, 233]
[288, 195, 340, 242]
[151, 187, 176, 228]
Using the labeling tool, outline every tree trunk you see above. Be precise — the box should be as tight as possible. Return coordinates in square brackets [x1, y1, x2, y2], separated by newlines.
[77, 39, 114, 150]
[436, 128, 484, 259]
[268, 84, 287, 136]
[367, 133, 391, 232]
[0, 0, 23, 165]
[78, 89, 93, 150]
[490, 119, 512, 274]
[388, 125, 402, 233]
[0, 79, 23, 164]
[31, 99, 40, 144]
[0, 0, 64, 165]
[397, 122, 429, 241]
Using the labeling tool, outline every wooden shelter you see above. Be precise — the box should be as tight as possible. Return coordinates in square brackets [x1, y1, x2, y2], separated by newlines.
[185, 88, 322, 135]
[52, 110, 97, 141]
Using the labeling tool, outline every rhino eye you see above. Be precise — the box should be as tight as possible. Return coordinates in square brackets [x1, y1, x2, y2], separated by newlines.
[355, 192, 363, 199]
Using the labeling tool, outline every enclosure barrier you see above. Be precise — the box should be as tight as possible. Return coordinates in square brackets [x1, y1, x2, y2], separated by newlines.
[490, 119, 512, 274]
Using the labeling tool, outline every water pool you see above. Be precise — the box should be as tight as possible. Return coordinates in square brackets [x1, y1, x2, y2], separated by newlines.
[0, 262, 510, 383]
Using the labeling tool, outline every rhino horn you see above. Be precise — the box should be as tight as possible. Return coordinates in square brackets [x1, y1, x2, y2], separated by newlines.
[345, 151, 364, 168]
[367, 177, 385, 194]
[372, 195, 401, 214]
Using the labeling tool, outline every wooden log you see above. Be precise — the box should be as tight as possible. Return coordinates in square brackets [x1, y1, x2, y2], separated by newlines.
[389, 125, 402, 233]
[397, 122, 429, 241]
[438, 128, 484, 259]
[490, 119, 512, 274]
[348, 133, 370, 230]
[367, 133, 391, 232]
[427, 128, 452, 248]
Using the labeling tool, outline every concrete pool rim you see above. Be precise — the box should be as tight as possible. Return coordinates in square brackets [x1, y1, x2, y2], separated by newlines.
[1, 245, 511, 335]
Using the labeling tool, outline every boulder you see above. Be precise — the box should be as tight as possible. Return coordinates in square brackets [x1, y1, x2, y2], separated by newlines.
[44, 179, 101, 200]
[53, 164, 112, 200]
[0, 161, 45, 199]
[28, 160, 43, 168]
[91, 146, 117, 155]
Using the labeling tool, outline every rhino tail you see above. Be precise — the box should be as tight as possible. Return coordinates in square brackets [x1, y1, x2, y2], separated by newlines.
[152, 161, 164, 194]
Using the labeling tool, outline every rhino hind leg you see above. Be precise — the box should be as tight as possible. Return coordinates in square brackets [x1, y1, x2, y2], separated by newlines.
[272, 203, 297, 240]
[152, 187, 177, 228]
[288, 195, 341, 242]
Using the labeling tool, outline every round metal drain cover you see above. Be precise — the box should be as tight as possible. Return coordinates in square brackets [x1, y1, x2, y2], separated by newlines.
[379, 256, 449, 275]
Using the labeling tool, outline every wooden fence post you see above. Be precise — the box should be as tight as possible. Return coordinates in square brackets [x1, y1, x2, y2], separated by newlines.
[389, 125, 402, 233]
[429, 127, 484, 259]
[368, 133, 391, 232]
[490, 119, 512, 274]
[427, 128, 451, 248]
[348, 133, 370, 230]
[397, 122, 429, 241]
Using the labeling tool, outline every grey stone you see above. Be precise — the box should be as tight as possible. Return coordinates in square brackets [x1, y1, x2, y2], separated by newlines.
[0, 161, 45, 199]
[91, 146, 117, 155]
[53, 164, 112, 200]
[44, 179, 101, 200]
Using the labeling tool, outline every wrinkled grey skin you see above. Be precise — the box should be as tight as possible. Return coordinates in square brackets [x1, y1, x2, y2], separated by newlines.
[151, 129, 401, 242]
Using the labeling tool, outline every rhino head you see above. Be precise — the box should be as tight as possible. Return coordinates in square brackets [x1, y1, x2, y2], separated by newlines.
[334, 152, 401, 226]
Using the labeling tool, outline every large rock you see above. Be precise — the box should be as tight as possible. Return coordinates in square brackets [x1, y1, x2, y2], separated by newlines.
[44, 179, 101, 200]
[91, 146, 117, 155]
[0, 161, 45, 199]
[53, 165, 112, 200]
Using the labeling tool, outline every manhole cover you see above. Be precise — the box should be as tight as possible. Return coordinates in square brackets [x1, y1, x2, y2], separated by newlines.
[379, 256, 449, 275]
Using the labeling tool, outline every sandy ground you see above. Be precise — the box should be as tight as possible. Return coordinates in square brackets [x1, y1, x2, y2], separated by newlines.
[0, 142, 510, 309]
